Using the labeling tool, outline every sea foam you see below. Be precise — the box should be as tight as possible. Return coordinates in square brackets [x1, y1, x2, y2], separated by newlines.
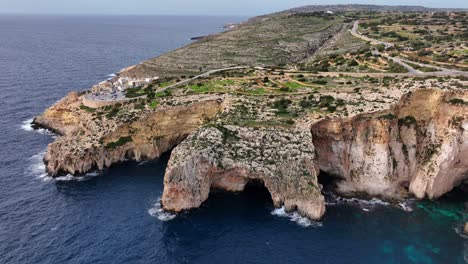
[54, 172, 100, 182]
[323, 191, 394, 212]
[21, 118, 34, 131]
[398, 201, 414, 212]
[148, 198, 177, 221]
[27, 150, 50, 181]
[21, 118, 56, 137]
[271, 207, 322, 228]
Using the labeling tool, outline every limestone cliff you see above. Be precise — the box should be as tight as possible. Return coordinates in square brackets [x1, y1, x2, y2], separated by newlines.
[160, 88, 467, 219]
[162, 125, 325, 219]
[33, 71, 467, 221]
[35, 97, 222, 176]
[311, 89, 468, 200]
[33, 92, 83, 136]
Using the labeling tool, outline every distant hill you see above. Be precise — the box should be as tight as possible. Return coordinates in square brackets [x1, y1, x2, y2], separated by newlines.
[286, 4, 467, 13]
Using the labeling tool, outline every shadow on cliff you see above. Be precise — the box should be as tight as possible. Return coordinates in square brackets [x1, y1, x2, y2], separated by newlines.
[317, 170, 342, 193]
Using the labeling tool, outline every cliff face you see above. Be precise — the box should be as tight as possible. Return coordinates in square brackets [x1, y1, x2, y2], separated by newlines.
[33, 92, 83, 136]
[37, 99, 222, 176]
[162, 125, 326, 220]
[161, 89, 467, 219]
[311, 89, 468, 200]
[34, 77, 467, 221]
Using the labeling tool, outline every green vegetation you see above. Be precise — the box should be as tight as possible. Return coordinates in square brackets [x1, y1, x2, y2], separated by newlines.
[211, 124, 240, 144]
[312, 80, 328, 85]
[387, 61, 408, 73]
[105, 136, 133, 149]
[244, 88, 267, 95]
[406, 62, 438, 72]
[271, 98, 292, 115]
[122, 13, 343, 77]
[125, 87, 147, 98]
[188, 79, 235, 93]
[149, 100, 159, 109]
[80, 104, 96, 113]
[378, 113, 397, 120]
[283, 82, 303, 90]
[448, 98, 468, 106]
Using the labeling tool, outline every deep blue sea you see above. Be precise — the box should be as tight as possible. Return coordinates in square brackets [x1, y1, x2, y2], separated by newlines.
[0, 14, 466, 264]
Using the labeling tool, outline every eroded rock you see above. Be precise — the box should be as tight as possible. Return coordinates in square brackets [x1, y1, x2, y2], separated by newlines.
[311, 89, 468, 199]
[162, 125, 326, 220]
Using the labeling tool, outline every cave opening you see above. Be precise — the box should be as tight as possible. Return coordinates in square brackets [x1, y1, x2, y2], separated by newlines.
[439, 182, 468, 203]
[317, 170, 343, 193]
[207, 178, 274, 212]
[243, 179, 273, 201]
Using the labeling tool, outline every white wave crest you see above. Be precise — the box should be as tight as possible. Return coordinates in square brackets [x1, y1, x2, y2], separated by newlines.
[27, 150, 50, 181]
[54, 172, 100, 182]
[271, 207, 322, 228]
[398, 201, 414, 212]
[21, 118, 56, 137]
[148, 199, 176, 221]
[325, 193, 391, 211]
[27, 150, 100, 182]
[454, 225, 468, 239]
[21, 118, 34, 131]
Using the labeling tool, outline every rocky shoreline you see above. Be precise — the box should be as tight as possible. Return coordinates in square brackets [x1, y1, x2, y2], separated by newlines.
[31, 8, 468, 221]
[33, 82, 468, 220]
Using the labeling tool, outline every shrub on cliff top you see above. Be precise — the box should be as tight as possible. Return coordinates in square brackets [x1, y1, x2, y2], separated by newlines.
[105, 136, 133, 149]
[449, 98, 468, 106]
[271, 98, 292, 115]
[377, 113, 397, 120]
[80, 104, 96, 113]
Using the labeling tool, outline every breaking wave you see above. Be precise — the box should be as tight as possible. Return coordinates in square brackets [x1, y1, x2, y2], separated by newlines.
[398, 200, 414, 212]
[27, 150, 100, 182]
[20, 118, 56, 137]
[148, 198, 177, 221]
[27, 150, 49, 181]
[323, 191, 398, 212]
[54, 172, 100, 182]
[21, 118, 34, 131]
[324, 191, 418, 213]
[454, 224, 468, 239]
[271, 207, 322, 228]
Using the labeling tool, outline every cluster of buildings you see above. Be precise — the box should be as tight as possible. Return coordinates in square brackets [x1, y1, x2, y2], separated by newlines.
[91, 76, 159, 94]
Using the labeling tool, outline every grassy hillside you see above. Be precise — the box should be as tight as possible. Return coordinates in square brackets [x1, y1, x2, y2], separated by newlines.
[122, 13, 345, 78]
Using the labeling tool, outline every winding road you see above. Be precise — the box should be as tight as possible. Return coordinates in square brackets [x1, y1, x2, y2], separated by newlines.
[350, 20, 467, 77]
[85, 24, 467, 106]
[156, 66, 248, 93]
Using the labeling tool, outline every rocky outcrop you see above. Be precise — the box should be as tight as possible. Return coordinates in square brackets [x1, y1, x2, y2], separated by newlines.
[162, 125, 325, 220]
[40, 100, 222, 176]
[33, 92, 82, 136]
[311, 89, 468, 200]
[35, 82, 467, 221]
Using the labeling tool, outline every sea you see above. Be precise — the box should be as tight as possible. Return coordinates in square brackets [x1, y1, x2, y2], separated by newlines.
[0, 14, 466, 264]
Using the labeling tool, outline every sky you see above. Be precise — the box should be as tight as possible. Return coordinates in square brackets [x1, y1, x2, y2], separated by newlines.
[1, 0, 467, 15]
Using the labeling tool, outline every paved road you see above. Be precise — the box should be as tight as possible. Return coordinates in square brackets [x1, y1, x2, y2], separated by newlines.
[156, 66, 248, 93]
[350, 20, 468, 77]
[84, 66, 248, 104]
[371, 50, 421, 75]
[351, 21, 394, 49]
